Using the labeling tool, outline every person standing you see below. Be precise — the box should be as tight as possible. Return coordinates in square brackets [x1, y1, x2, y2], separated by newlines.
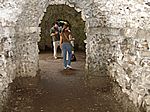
[50, 22, 61, 59]
[64, 26, 76, 61]
[60, 24, 72, 69]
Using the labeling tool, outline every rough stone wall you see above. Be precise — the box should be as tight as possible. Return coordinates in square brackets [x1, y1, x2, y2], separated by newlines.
[0, 0, 150, 111]
[0, 0, 26, 103]
[84, 0, 150, 111]
[108, 29, 150, 111]
[14, 0, 48, 77]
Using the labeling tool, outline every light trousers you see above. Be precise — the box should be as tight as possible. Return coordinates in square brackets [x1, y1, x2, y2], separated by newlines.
[53, 41, 60, 58]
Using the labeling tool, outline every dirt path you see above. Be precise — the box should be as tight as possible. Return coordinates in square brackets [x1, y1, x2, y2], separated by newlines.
[2, 52, 128, 112]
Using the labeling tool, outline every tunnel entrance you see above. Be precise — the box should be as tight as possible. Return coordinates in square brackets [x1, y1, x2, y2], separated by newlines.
[1, 0, 148, 111]
[38, 4, 86, 53]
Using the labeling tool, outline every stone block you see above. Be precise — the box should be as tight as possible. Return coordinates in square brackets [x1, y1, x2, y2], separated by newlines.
[136, 29, 150, 40]
[120, 28, 138, 38]
[0, 45, 3, 52]
[0, 60, 4, 67]
[145, 96, 150, 106]
[140, 51, 150, 57]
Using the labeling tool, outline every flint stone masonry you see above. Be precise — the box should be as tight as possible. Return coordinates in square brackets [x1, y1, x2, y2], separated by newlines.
[0, 0, 150, 111]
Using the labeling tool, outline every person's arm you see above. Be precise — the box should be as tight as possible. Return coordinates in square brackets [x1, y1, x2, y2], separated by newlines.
[50, 28, 58, 36]
[69, 33, 75, 41]
[60, 33, 63, 49]
[51, 32, 55, 36]
[68, 34, 72, 40]
[51, 32, 58, 36]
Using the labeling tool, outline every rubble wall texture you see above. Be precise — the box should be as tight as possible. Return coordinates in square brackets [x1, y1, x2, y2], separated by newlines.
[0, 0, 150, 111]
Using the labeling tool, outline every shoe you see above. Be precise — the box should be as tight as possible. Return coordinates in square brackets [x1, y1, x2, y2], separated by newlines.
[64, 67, 67, 70]
[67, 65, 72, 69]
[54, 56, 57, 59]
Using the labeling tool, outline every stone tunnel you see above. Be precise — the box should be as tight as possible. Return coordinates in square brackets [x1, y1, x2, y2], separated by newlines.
[0, 0, 150, 111]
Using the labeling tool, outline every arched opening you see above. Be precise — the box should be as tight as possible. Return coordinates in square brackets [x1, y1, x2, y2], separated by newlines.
[1, 0, 149, 111]
[38, 4, 86, 73]
[38, 4, 86, 53]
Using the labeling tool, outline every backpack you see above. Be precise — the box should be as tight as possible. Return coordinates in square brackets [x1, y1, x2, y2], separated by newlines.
[71, 54, 76, 61]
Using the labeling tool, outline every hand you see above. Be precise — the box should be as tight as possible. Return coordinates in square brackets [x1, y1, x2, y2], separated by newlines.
[60, 44, 62, 49]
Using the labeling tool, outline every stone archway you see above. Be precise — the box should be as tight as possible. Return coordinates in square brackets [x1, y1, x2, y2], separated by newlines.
[15, 1, 150, 111]
[38, 4, 86, 52]
[14, 0, 88, 78]
[13, 0, 109, 78]
[1, 0, 150, 111]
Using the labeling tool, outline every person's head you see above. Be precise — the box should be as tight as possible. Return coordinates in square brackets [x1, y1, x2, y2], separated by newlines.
[66, 26, 70, 30]
[62, 24, 68, 32]
[54, 23, 58, 28]
[52, 22, 58, 28]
